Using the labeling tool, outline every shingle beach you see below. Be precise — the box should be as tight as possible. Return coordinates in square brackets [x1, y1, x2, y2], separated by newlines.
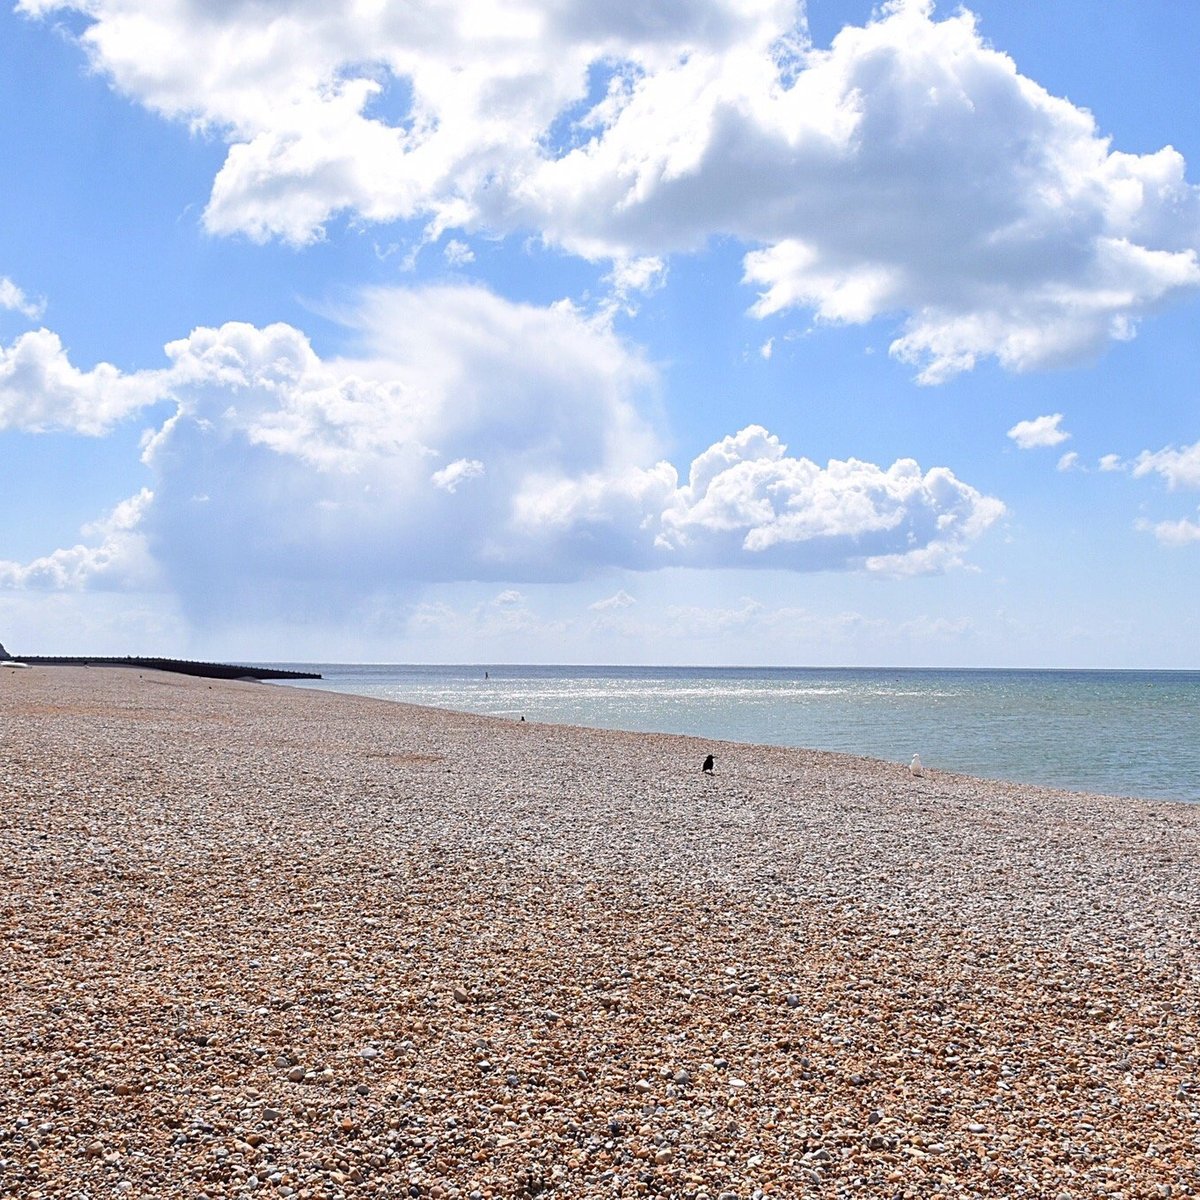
[2, 667, 1197, 1199]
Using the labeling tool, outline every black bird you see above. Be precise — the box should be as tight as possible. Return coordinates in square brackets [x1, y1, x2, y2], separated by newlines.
[702, 754, 715, 774]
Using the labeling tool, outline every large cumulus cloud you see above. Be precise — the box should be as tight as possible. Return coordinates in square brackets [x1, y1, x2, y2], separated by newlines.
[0, 286, 1003, 618]
[20, 0, 1200, 380]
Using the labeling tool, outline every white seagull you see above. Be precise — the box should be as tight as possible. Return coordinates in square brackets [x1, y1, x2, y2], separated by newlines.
[909, 753, 924, 777]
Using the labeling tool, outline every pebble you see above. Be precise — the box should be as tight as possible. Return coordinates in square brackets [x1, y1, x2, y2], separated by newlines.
[1, 666, 1196, 1200]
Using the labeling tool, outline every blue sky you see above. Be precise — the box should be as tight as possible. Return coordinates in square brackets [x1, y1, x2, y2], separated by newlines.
[1, 0, 1198, 666]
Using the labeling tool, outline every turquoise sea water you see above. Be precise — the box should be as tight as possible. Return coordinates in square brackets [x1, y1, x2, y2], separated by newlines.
[270, 665, 1200, 803]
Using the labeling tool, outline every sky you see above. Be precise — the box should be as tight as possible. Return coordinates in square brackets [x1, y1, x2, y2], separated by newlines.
[1, 0, 1198, 667]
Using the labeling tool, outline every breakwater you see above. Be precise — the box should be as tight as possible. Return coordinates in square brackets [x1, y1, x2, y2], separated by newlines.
[14, 656, 320, 681]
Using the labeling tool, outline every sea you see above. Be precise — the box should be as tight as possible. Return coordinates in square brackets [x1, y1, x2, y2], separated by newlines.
[268, 665, 1200, 804]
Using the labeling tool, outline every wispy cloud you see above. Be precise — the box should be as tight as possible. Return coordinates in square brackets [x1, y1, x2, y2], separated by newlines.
[1126, 441, 1200, 547]
[1135, 515, 1200, 546]
[1132, 441, 1200, 490]
[589, 589, 636, 611]
[443, 239, 475, 266]
[430, 458, 484, 493]
[0, 276, 44, 321]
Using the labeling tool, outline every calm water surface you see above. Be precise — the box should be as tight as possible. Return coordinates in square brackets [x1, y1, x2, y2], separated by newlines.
[270, 665, 1200, 803]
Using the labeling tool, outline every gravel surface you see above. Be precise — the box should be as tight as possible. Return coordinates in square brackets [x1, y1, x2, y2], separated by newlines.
[1, 666, 1197, 1199]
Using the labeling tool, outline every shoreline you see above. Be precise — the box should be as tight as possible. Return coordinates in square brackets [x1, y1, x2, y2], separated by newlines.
[292, 688, 1187, 809]
[2, 667, 1198, 1199]
[275, 669, 1200, 807]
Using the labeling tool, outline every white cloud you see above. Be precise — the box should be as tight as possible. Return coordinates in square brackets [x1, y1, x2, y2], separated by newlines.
[443, 239, 475, 266]
[0, 489, 158, 590]
[589, 589, 636, 611]
[1123, 442, 1200, 548]
[22, 0, 1200, 381]
[131, 287, 663, 615]
[1098, 453, 1125, 472]
[1135, 516, 1200, 547]
[1056, 451, 1080, 472]
[20, 0, 790, 247]
[607, 257, 666, 296]
[0, 277, 44, 321]
[11, 287, 1003, 621]
[595, 256, 668, 321]
[0, 589, 187, 657]
[1132, 441, 1200, 490]
[519, 423, 1005, 575]
[431, 458, 485, 492]
[0, 328, 166, 434]
[759, 337, 774, 360]
[605, 255, 666, 299]
[409, 588, 569, 643]
[663, 598, 765, 638]
[407, 591, 984, 658]
[1007, 412, 1070, 450]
